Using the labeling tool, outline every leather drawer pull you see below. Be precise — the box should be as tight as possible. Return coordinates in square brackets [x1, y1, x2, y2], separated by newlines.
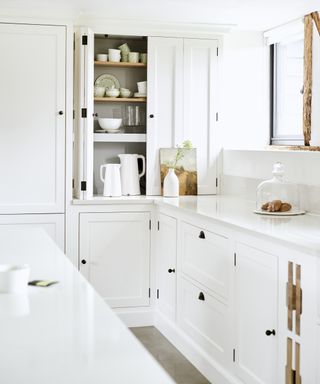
[199, 231, 205, 239]
[198, 292, 205, 301]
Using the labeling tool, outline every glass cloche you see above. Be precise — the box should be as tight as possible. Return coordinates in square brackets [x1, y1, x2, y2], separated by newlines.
[255, 162, 304, 215]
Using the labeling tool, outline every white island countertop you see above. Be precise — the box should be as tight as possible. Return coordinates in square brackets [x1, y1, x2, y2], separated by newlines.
[0, 228, 174, 384]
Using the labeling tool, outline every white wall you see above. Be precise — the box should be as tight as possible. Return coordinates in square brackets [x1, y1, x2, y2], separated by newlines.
[221, 31, 269, 149]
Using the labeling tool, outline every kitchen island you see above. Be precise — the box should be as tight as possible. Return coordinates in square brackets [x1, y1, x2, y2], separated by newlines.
[0, 228, 174, 384]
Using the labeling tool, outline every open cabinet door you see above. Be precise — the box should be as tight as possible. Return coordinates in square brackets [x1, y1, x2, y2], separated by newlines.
[74, 27, 94, 199]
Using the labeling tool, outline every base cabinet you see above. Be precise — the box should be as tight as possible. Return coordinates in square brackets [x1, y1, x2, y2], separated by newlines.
[234, 243, 278, 384]
[79, 212, 150, 308]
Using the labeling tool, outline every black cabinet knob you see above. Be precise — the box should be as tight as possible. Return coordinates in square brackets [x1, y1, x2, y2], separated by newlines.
[149, 114, 154, 118]
[58, 111, 64, 115]
[81, 259, 87, 265]
[199, 231, 205, 239]
[93, 113, 98, 117]
[265, 329, 276, 336]
[168, 268, 175, 273]
[198, 292, 205, 301]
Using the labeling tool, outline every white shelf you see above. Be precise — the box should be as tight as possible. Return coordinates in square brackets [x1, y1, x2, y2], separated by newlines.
[94, 133, 147, 143]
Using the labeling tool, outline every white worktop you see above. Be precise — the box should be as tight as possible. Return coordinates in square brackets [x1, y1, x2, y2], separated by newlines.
[0, 228, 174, 384]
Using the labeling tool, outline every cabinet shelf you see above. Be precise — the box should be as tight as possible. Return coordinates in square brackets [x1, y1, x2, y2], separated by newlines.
[94, 97, 146, 103]
[94, 61, 147, 68]
[94, 133, 146, 143]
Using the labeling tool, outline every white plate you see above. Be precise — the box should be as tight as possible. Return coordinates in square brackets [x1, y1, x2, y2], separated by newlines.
[95, 74, 120, 90]
[254, 209, 306, 216]
[134, 92, 147, 98]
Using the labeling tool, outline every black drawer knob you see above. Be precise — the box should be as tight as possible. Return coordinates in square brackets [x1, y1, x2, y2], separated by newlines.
[58, 111, 64, 115]
[168, 268, 175, 273]
[199, 231, 205, 239]
[265, 329, 276, 336]
[149, 114, 154, 118]
[198, 292, 205, 301]
[81, 259, 87, 265]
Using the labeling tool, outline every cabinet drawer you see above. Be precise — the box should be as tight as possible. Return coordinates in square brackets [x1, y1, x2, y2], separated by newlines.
[178, 276, 230, 365]
[180, 221, 232, 300]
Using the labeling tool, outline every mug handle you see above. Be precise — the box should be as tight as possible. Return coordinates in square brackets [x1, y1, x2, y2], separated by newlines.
[100, 164, 107, 183]
[137, 155, 146, 178]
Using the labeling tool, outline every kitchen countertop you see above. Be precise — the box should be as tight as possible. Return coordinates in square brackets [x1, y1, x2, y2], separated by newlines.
[72, 195, 320, 256]
[0, 228, 174, 384]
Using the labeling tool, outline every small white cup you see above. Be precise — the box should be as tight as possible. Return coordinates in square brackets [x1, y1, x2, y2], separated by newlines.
[96, 53, 108, 62]
[94, 86, 105, 97]
[137, 81, 147, 94]
[128, 52, 139, 63]
[0, 264, 30, 294]
[108, 49, 121, 62]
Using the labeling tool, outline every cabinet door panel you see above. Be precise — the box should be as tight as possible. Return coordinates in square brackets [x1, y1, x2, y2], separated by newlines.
[79, 212, 150, 308]
[147, 37, 183, 195]
[235, 243, 278, 384]
[181, 221, 231, 300]
[183, 39, 219, 194]
[156, 213, 177, 321]
[0, 24, 65, 213]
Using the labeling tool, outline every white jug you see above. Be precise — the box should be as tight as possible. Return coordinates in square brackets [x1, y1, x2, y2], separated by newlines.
[118, 154, 145, 196]
[100, 164, 122, 197]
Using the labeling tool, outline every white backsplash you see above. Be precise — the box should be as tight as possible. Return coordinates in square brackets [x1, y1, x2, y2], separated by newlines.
[221, 149, 320, 214]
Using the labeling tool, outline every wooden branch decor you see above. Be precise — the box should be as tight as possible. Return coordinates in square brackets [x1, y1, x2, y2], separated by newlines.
[303, 14, 313, 146]
[311, 11, 320, 35]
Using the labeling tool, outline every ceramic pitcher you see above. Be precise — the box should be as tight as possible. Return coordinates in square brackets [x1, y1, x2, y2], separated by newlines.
[118, 154, 145, 195]
[100, 164, 122, 197]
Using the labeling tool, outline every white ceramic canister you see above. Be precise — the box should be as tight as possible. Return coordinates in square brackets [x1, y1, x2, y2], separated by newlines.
[163, 168, 179, 197]
[0, 264, 30, 294]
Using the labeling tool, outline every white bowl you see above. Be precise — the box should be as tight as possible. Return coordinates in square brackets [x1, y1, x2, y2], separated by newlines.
[96, 53, 108, 62]
[106, 88, 120, 97]
[0, 264, 30, 294]
[98, 118, 122, 130]
[94, 86, 105, 97]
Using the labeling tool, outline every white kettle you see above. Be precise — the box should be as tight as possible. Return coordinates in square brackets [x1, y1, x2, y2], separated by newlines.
[100, 164, 122, 197]
[118, 154, 145, 196]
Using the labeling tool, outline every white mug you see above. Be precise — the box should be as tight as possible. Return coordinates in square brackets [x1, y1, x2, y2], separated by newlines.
[128, 52, 139, 63]
[137, 81, 147, 94]
[108, 49, 121, 62]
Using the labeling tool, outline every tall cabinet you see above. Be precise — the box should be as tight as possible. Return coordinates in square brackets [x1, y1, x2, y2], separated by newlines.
[74, 31, 220, 198]
[0, 23, 66, 249]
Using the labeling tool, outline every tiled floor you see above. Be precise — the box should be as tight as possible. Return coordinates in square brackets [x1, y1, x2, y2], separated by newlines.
[131, 326, 210, 384]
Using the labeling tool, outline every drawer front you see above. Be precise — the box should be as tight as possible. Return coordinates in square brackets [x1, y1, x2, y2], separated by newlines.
[178, 276, 230, 365]
[181, 221, 232, 300]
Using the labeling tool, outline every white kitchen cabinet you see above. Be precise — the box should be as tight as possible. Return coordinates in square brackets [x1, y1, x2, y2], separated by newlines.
[0, 214, 64, 250]
[156, 213, 177, 321]
[180, 221, 232, 301]
[0, 23, 66, 214]
[79, 212, 150, 308]
[147, 37, 219, 195]
[147, 37, 184, 195]
[234, 242, 278, 384]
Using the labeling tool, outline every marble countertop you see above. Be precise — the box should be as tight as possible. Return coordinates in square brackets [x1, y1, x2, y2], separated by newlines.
[0, 228, 174, 384]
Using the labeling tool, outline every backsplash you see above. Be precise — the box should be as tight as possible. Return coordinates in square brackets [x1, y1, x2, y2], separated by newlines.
[221, 149, 320, 215]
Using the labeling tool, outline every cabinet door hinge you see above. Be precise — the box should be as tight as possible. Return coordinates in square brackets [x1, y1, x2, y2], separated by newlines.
[233, 348, 236, 362]
[157, 221, 160, 231]
[216, 112, 219, 122]
[234, 252, 237, 267]
[148, 288, 151, 298]
[81, 181, 87, 191]
[81, 108, 87, 118]
[149, 220, 152, 230]
[216, 177, 218, 188]
[72, 179, 75, 189]
[157, 289, 159, 299]
[82, 35, 88, 45]
[217, 47, 219, 56]
[73, 109, 75, 119]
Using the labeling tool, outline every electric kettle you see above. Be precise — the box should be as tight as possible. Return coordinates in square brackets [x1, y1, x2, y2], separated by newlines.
[100, 164, 122, 197]
[118, 154, 145, 195]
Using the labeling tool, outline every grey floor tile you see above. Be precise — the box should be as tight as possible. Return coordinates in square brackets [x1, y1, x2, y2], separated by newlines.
[130, 326, 211, 384]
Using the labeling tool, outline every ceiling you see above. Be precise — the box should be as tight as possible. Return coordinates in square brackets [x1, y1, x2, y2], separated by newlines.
[0, 0, 318, 30]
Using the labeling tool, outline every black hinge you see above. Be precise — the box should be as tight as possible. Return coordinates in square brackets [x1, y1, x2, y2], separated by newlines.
[216, 112, 219, 121]
[156, 289, 159, 299]
[234, 252, 237, 267]
[73, 110, 75, 119]
[81, 181, 87, 191]
[148, 288, 151, 298]
[149, 220, 152, 230]
[216, 178, 218, 188]
[157, 221, 160, 231]
[217, 47, 219, 56]
[82, 35, 88, 45]
[81, 108, 87, 118]
[72, 179, 75, 189]
[233, 349, 236, 362]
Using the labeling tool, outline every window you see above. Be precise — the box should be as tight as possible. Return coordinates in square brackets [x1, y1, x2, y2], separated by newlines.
[271, 37, 304, 145]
